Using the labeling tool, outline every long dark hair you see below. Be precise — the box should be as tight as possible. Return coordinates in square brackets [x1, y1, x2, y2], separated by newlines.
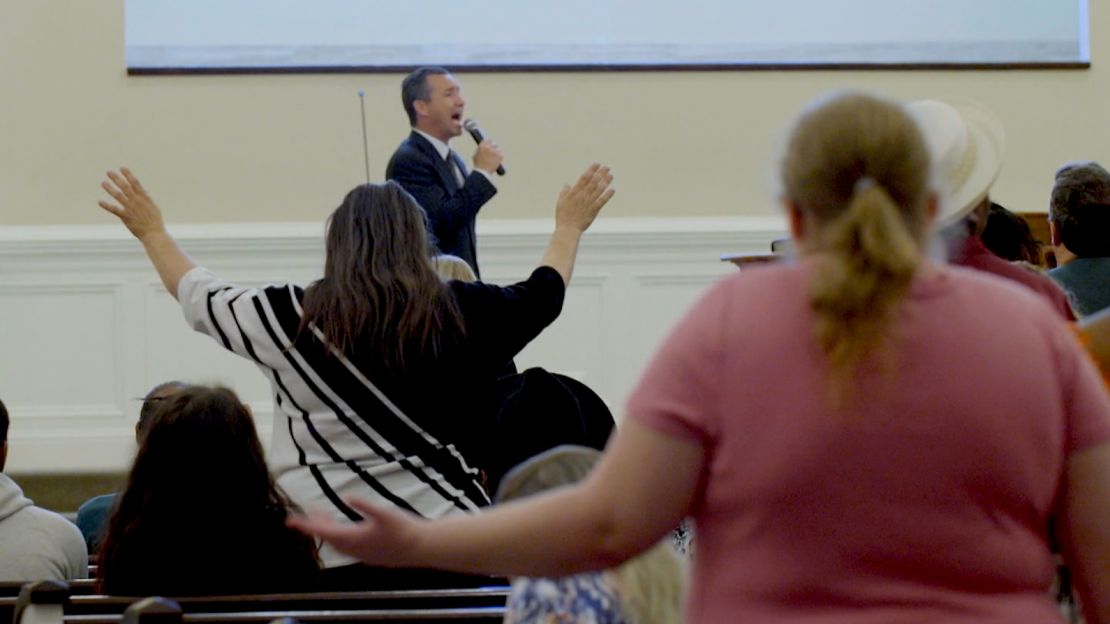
[299, 182, 465, 371]
[98, 385, 319, 595]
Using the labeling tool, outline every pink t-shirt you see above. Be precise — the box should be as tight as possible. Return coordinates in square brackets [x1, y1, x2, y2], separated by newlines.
[630, 260, 1110, 624]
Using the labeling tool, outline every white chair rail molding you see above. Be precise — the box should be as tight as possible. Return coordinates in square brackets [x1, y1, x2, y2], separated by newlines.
[0, 216, 783, 472]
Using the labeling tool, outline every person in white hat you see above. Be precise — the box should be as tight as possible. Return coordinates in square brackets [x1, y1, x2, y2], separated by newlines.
[905, 98, 1076, 320]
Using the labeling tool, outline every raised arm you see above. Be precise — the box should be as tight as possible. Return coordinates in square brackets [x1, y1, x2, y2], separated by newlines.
[98, 168, 195, 299]
[540, 164, 615, 285]
[289, 418, 703, 578]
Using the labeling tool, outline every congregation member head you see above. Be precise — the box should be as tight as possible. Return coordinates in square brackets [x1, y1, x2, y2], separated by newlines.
[981, 202, 1043, 266]
[300, 181, 464, 365]
[135, 380, 189, 441]
[781, 92, 933, 398]
[76, 380, 190, 552]
[0, 396, 88, 581]
[98, 385, 319, 596]
[495, 446, 684, 624]
[1047, 161, 1110, 316]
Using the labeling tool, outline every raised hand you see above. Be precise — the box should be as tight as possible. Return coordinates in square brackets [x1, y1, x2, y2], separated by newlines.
[98, 167, 167, 241]
[555, 164, 615, 233]
[97, 167, 195, 298]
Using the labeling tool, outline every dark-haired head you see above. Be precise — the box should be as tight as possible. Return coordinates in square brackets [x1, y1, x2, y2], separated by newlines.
[300, 182, 464, 372]
[99, 385, 318, 595]
[402, 66, 450, 127]
[982, 202, 1042, 264]
[111, 386, 282, 517]
[136, 380, 189, 443]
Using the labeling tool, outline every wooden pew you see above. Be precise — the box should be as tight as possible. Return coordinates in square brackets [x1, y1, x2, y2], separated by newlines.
[65, 606, 506, 623]
[13, 580, 68, 624]
[3, 583, 511, 624]
[66, 588, 510, 616]
[0, 581, 97, 599]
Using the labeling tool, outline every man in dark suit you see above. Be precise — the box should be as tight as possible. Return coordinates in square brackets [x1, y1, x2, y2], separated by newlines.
[386, 67, 504, 277]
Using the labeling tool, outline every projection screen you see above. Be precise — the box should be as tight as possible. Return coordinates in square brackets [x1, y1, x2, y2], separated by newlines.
[125, 0, 1089, 73]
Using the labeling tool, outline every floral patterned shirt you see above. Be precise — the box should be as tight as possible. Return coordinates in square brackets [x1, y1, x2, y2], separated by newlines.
[504, 572, 632, 624]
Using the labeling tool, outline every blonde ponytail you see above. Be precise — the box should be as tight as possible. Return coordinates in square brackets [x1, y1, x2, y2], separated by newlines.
[810, 182, 922, 399]
[780, 92, 931, 404]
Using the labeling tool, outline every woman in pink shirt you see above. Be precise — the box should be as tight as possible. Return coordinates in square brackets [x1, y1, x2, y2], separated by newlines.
[291, 93, 1110, 623]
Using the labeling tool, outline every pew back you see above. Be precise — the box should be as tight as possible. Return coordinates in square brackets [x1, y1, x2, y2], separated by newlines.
[2, 587, 511, 624]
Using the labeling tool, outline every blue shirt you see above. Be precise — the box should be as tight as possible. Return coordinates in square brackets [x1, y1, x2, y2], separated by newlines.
[76, 493, 117, 552]
[1048, 256, 1110, 317]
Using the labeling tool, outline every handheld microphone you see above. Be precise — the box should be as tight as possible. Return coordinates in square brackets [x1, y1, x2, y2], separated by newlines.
[463, 118, 506, 176]
[357, 90, 370, 184]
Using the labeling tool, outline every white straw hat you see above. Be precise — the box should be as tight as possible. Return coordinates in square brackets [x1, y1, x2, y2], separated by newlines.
[904, 97, 1005, 225]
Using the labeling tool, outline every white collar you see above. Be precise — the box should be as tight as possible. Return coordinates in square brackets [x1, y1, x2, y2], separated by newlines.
[413, 129, 451, 160]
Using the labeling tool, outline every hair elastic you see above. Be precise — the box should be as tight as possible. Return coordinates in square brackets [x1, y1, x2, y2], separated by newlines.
[854, 176, 878, 195]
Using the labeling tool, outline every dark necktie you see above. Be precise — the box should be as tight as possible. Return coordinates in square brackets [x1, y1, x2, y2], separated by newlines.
[446, 150, 466, 187]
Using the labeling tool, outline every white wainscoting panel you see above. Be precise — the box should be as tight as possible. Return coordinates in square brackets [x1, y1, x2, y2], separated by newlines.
[0, 217, 784, 472]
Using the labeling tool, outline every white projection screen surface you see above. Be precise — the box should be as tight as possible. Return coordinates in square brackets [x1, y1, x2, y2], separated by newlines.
[125, 0, 1089, 73]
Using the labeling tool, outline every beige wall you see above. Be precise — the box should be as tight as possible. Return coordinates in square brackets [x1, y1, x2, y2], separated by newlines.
[2, 1, 1108, 226]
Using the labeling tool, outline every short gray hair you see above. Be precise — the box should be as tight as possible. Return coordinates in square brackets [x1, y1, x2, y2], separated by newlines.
[1050, 161, 1110, 258]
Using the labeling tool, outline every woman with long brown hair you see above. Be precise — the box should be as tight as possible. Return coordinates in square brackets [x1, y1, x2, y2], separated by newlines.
[98, 164, 614, 579]
[290, 93, 1110, 622]
[98, 385, 319, 595]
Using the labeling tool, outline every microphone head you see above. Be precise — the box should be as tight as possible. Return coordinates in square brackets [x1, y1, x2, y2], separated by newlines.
[463, 118, 479, 133]
[358, 90, 365, 97]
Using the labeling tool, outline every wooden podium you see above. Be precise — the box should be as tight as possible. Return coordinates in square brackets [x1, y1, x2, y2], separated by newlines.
[720, 252, 780, 269]
[722, 237, 789, 269]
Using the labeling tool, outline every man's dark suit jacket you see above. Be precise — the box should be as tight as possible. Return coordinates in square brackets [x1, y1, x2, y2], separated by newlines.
[386, 131, 497, 277]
